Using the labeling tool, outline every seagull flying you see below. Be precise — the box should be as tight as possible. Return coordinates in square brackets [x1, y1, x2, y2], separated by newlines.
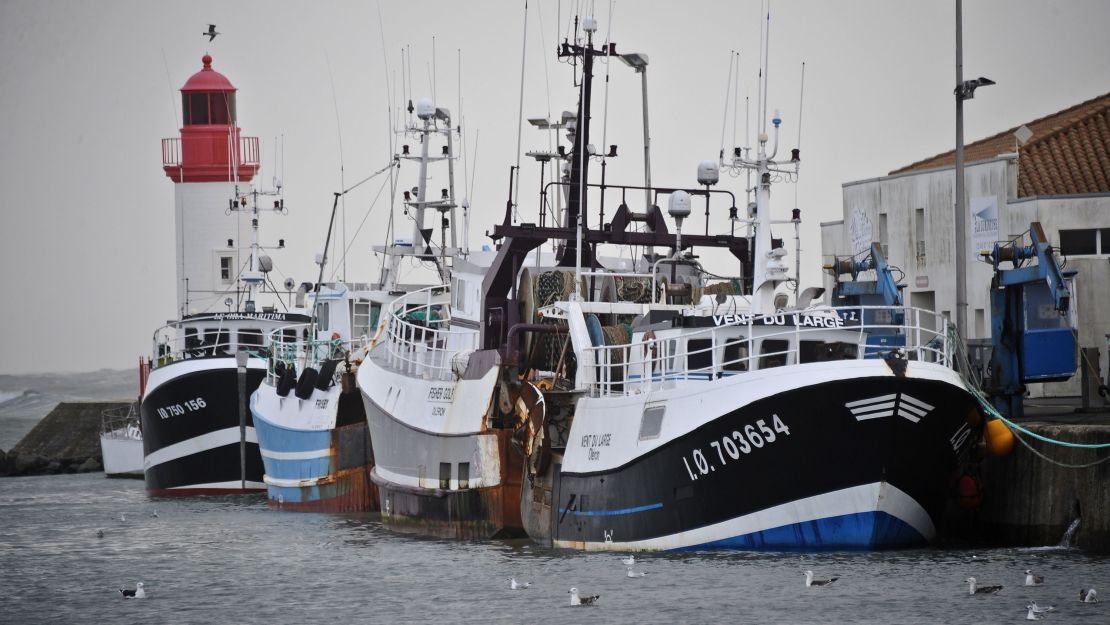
[1025, 569, 1045, 586]
[1079, 588, 1098, 603]
[203, 24, 220, 42]
[119, 582, 145, 599]
[1027, 601, 1054, 613]
[966, 577, 1003, 595]
[569, 587, 600, 606]
[626, 569, 646, 578]
[622, 555, 635, 567]
[804, 570, 838, 587]
[509, 577, 531, 590]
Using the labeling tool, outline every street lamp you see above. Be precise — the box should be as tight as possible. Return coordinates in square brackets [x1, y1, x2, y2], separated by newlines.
[953, 0, 994, 341]
[620, 52, 652, 214]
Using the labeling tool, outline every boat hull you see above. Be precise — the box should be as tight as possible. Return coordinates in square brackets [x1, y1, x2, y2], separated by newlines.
[537, 366, 981, 551]
[140, 357, 266, 495]
[252, 386, 379, 513]
[100, 431, 144, 479]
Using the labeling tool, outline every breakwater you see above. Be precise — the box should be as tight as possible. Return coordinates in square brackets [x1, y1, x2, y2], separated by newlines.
[0, 401, 130, 476]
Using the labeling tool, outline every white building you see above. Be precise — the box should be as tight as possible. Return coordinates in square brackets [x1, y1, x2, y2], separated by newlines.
[822, 92, 1110, 395]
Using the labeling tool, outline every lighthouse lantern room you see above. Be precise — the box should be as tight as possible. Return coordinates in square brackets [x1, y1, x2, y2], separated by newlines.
[162, 54, 261, 316]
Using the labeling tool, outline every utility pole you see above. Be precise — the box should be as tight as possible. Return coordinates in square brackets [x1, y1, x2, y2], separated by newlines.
[954, 0, 994, 341]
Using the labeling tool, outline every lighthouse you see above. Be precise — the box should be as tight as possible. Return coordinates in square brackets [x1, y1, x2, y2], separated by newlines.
[162, 54, 260, 317]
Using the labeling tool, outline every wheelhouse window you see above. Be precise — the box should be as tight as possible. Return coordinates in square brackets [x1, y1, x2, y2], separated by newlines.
[203, 329, 230, 354]
[686, 339, 713, 372]
[759, 339, 790, 369]
[723, 338, 749, 372]
[238, 328, 264, 349]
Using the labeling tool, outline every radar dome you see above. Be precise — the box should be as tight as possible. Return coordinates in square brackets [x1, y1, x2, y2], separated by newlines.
[416, 98, 435, 120]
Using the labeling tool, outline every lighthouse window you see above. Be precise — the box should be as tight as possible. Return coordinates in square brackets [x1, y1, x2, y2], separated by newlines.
[220, 256, 234, 283]
[186, 93, 210, 125]
[209, 93, 230, 125]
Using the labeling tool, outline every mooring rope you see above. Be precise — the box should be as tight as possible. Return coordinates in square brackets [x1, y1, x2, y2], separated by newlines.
[947, 325, 1110, 457]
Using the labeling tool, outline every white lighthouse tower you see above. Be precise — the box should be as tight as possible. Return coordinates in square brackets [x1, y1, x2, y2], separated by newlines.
[162, 54, 261, 316]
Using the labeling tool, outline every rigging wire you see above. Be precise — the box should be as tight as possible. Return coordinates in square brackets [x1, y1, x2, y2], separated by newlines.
[512, 0, 531, 222]
[324, 51, 347, 282]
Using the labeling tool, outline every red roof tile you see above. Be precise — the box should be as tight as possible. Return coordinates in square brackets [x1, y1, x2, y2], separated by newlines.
[889, 92, 1110, 197]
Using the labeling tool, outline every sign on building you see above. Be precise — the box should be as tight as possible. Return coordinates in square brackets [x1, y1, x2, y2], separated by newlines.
[848, 206, 873, 255]
[970, 196, 999, 254]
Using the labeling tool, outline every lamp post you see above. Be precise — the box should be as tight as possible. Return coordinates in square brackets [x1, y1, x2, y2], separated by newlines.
[619, 53, 652, 214]
[954, 0, 994, 341]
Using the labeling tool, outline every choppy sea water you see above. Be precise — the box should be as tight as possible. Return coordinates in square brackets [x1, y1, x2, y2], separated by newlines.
[0, 473, 1106, 625]
[0, 369, 137, 450]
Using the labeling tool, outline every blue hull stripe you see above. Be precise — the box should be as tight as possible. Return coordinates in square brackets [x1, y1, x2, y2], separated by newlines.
[681, 510, 926, 551]
[558, 502, 664, 517]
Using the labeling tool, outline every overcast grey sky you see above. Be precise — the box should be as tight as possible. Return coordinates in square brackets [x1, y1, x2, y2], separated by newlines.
[1, 0, 1108, 375]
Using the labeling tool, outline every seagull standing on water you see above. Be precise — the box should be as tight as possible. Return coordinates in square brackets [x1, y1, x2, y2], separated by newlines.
[804, 570, 838, 587]
[119, 582, 145, 599]
[508, 577, 531, 590]
[1078, 588, 1098, 603]
[1025, 569, 1045, 586]
[966, 577, 1003, 595]
[569, 587, 600, 606]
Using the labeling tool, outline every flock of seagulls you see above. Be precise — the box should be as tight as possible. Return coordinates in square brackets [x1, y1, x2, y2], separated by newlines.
[961, 569, 1102, 620]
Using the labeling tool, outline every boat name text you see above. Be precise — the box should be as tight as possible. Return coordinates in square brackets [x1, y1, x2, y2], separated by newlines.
[711, 313, 846, 328]
[582, 432, 612, 461]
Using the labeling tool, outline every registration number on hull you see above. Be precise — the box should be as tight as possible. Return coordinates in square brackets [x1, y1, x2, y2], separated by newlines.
[681, 414, 791, 481]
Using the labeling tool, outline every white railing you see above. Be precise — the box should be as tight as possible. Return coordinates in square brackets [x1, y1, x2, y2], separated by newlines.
[149, 315, 272, 369]
[583, 305, 952, 396]
[382, 285, 479, 381]
[265, 323, 370, 384]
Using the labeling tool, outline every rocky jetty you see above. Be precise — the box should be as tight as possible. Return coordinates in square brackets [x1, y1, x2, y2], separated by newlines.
[0, 401, 130, 477]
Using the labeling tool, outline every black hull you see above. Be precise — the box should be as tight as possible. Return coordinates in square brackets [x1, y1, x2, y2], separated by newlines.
[542, 376, 980, 550]
[140, 358, 266, 495]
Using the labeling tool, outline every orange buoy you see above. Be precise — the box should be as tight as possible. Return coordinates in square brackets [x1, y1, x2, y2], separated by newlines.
[984, 418, 1014, 456]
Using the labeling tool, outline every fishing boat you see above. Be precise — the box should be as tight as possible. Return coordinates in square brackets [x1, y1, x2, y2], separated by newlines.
[509, 17, 985, 551]
[140, 54, 308, 495]
[251, 116, 457, 512]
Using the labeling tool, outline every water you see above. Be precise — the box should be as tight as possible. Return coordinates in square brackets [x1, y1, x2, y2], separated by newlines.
[0, 474, 1106, 624]
[0, 369, 137, 450]
[2, 373, 1108, 623]
[1060, 517, 1083, 549]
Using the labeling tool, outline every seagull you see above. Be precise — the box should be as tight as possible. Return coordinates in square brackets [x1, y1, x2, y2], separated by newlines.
[508, 577, 531, 590]
[96, 529, 104, 539]
[1025, 606, 1042, 620]
[119, 582, 145, 599]
[119, 513, 126, 522]
[804, 570, 838, 587]
[1078, 588, 1098, 603]
[1025, 569, 1045, 586]
[151, 510, 159, 519]
[569, 587, 600, 606]
[1027, 601, 1054, 613]
[626, 569, 646, 578]
[622, 555, 635, 567]
[966, 577, 1003, 595]
[203, 24, 219, 42]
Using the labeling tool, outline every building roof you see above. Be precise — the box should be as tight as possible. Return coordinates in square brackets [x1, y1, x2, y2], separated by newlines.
[181, 55, 237, 93]
[889, 92, 1110, 197]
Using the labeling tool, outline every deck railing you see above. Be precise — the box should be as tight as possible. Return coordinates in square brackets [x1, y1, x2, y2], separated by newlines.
[264, 324, 370, 383]
[381, 286, 478, 381]
[583, 305, 952, 397]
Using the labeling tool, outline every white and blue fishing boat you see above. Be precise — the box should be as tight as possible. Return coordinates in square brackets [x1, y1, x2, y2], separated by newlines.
[252, 99, 460, 512]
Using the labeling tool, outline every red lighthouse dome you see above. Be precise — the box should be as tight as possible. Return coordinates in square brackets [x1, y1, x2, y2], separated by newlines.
[162, 55, 259, 183]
